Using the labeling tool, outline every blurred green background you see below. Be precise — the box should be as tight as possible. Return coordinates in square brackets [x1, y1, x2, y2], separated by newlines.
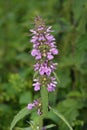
[0, 0, 87, 130]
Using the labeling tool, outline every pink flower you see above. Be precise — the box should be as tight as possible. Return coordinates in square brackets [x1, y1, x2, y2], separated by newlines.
[27, 99, 42, 115]
[31, 49, 39, 56]
[50, 48, 58, 55]
[33, 82, 41, 91]
[27, 103, 34, 110]
[47, 52, 54, 60]
[30, 16, 58, 92]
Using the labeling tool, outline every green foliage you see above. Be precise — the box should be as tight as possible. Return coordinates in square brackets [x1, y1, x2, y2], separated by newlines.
[49, 106, 73, 130]
[45, 124, 56, 129]
[57, 99, 84, 130]
[0, 0, 87, 130]
[10, 107, 32, 130]
[14, 127, 32, 130]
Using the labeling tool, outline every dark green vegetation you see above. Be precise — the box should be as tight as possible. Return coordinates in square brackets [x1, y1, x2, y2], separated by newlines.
[0, 0, 87, 130]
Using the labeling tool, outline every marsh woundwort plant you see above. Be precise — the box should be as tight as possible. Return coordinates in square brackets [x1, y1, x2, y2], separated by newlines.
[10, 16, 73, 130]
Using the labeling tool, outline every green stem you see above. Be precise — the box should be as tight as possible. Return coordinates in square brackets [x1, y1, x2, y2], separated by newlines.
[40, 86, 48, 117]
[38, 116, 43, 130]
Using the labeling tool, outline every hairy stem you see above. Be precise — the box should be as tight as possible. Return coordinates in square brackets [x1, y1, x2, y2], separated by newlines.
[40, 86, 48, 117]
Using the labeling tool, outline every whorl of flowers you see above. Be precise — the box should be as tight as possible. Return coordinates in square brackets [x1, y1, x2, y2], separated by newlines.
[30, 16, 58, 92]
[27, 99, 42, 115]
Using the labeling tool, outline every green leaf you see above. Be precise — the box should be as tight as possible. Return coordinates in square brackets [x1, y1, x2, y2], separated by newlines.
[56, 99, 84, 130]
[16, 53, 33, 63]
[19, 92, 32, 105]
[45, 124, 56, 129]
[13, 127, 32, 130]
[57, 99, 83, 122]
[56, 69, 71, 88]
[10, 107, 32, 130]
[23, 127, 32, 130]
[53, 72, 60, 83]
[49, 106, 73, 130]
[33, 71, 38, 79]
[72, 0, 86, 21]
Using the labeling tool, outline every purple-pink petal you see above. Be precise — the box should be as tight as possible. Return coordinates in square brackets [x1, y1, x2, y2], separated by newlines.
[31, 49, 39, 56]
[50, 48, 58, 55]
[33, 82, 40, 91]
[35, 52, 42, 60]
[34, 85, 40, 91]
[27, 103, 34, 110]
[34, 63, 40, 71]
[39, 66, 45, 75]
[37, 108, 42, 115]
[45, 67, 51, 76]
[47, 52, 54, 60]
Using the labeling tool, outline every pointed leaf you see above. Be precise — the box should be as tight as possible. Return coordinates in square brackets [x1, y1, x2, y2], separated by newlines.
[49, 106, 73, 130]
[13, 127, 31, 130]
[45, 124, 56, 129]
[53, 72, 60, 83]
[10, 107, 32, 130]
